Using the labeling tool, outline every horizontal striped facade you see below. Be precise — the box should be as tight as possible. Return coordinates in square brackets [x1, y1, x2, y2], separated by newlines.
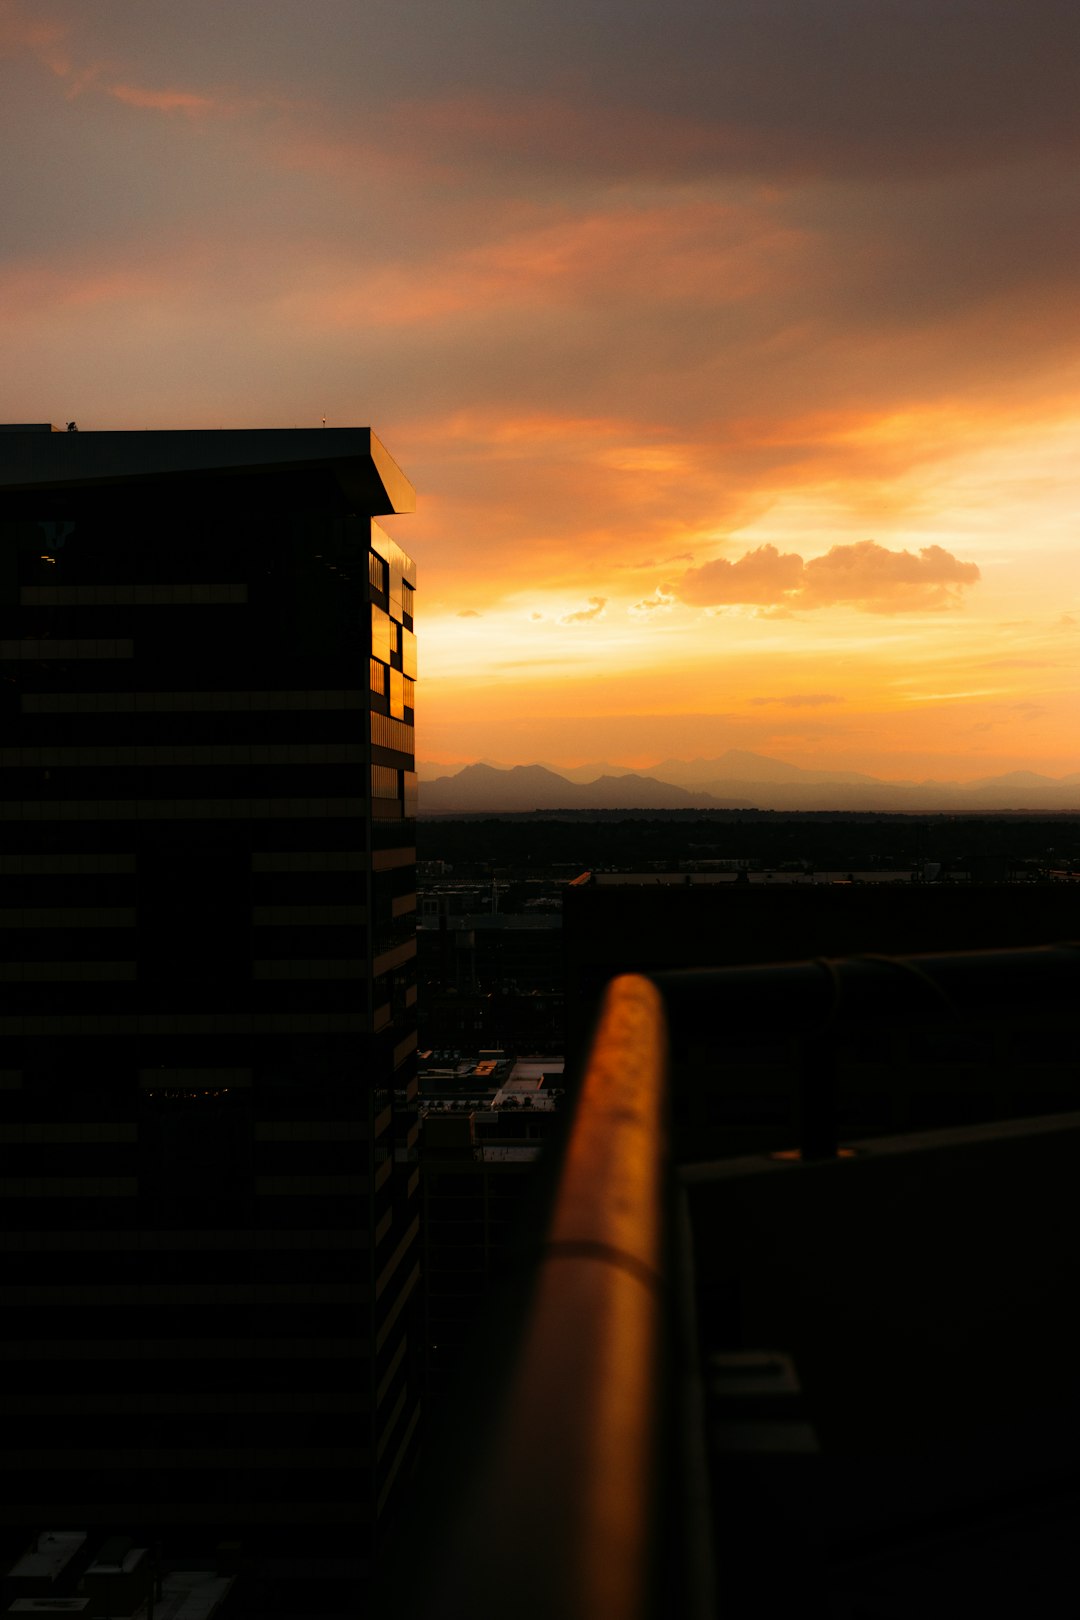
[0, 435, 422, 1579]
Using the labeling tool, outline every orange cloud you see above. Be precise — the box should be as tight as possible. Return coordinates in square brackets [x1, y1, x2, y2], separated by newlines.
[0, 5, 294, 121]
[391, 408, 756, 606]
[106, 82, 214, 115]
[629, 587, 675, 616]
[388, 93, 727, 179]
[0, 4, 115, 100]
[0, 257, 182, 314]
[0, 2, 69, 73]
[678, 545, 804, 606]
[275, 192, 798, 332]
[103, 76, 301, 123]
[559, 596, 607, 624]
[678, 541, 981, 613]
[800, 541, 981, 611]
[3, 0, 1079, 789]
[748, 693, 843, 707]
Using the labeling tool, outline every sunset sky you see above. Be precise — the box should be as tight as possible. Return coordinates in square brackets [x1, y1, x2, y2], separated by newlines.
[3, 0, 1079, 779]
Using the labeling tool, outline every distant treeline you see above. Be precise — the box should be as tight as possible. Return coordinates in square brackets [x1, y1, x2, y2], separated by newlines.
[416, 815, 1080, 874]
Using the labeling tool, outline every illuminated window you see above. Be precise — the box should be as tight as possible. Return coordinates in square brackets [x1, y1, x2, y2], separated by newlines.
[370, 712, 414, 753]
[403, 677, 415, 712]
[371, 604, 391, 664]
[372, 764, 399, 799]
[369, 551, 387, 593]
[370, 658, 386, 697]
[389, 667, 405, 720]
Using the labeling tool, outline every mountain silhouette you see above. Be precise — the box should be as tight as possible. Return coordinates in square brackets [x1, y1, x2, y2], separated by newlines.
[418, 753, 1080, 814]
[419, 762, 748, 813]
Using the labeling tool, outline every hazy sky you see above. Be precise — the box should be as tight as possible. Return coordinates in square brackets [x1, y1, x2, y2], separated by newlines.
[4, 0, 1079, 776]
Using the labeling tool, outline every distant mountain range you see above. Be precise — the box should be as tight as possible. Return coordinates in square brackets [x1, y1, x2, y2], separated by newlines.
[419, 751, 1080, 814]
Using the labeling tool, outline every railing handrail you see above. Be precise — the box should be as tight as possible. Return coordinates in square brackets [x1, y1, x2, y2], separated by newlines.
[652, 941, 1080, 1038]
[654, 943, 1080, 1161]
[435, 973, 668, 1620]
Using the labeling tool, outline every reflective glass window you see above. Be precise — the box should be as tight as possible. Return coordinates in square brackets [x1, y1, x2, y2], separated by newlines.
[371, 604, 391, 665]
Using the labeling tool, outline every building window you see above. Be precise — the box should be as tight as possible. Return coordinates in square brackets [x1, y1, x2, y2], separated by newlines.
[370, 712, 414, 754]
[371, 604, 391, 665]
[370, 658, 386, 697]
[369, 552, 387, 593]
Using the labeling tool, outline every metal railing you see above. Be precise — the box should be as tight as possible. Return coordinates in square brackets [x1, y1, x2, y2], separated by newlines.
[439, 942, 1080, 1620]
[432, 973, 667, 1620]
[656, 941, 1080, 1160]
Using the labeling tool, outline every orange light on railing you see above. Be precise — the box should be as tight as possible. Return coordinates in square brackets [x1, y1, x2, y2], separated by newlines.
[440, 974, 667, 1620]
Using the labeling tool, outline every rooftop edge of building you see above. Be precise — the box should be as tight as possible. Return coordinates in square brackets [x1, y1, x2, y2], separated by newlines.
[0, 425, 415, 514]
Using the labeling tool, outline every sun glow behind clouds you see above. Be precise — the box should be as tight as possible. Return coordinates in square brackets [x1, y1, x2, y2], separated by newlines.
[3, 0, 1080, 779]
[415, 401, 1080, 775]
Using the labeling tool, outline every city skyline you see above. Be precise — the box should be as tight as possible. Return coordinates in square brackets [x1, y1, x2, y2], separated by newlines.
[3, 0, 1079, 779]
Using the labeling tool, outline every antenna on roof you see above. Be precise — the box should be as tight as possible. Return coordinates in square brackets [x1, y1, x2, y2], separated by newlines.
[66, 421, 78, 432]
[322, 414, 327, 428]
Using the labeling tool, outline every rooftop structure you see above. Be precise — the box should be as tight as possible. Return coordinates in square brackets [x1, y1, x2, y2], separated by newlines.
[426, 945, 1080, 1618]
[0, 425, 414, 512]
[563, 872, 1080, 1069]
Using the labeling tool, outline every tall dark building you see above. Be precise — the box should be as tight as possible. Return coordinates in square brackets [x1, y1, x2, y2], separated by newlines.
[0, 426, 420, 1604]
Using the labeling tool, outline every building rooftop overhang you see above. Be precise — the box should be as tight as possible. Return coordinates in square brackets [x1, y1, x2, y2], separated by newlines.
[0, 426, 415, 513]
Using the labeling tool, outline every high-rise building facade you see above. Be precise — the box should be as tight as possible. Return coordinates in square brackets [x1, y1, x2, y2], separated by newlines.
[0, 426, 420, 1602]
